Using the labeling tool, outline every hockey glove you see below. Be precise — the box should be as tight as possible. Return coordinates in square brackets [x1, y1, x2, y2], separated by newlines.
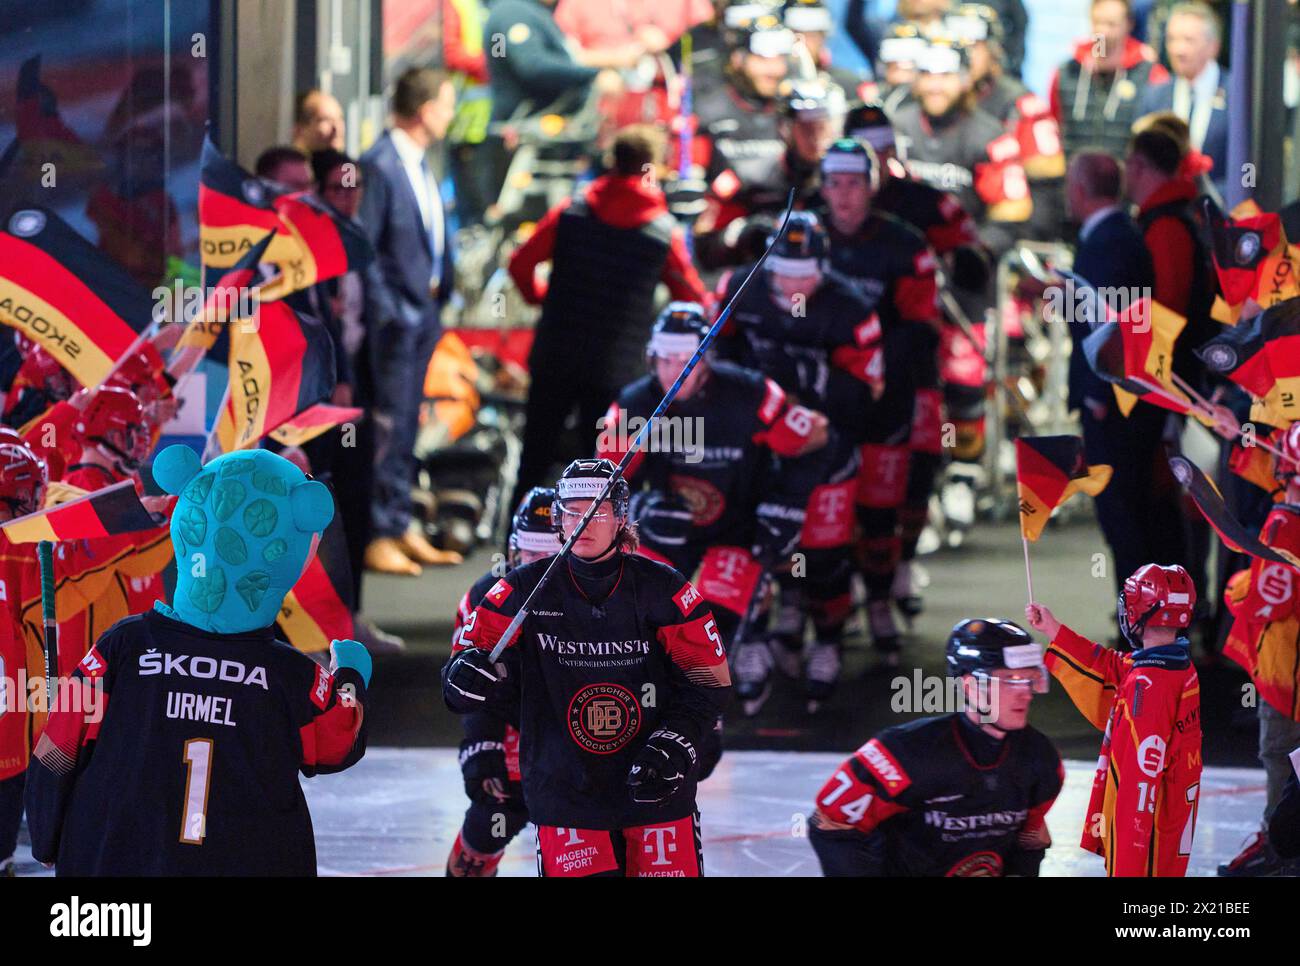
[752, 501, 805, 570]
[627, 728, 697, 805]
[629, 491, 694, 550]
[459, 737, 512, 805]
[444, 648, 501, 709]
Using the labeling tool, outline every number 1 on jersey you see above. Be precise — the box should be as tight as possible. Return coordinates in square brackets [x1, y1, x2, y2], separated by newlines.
[180, 738, 214, 845]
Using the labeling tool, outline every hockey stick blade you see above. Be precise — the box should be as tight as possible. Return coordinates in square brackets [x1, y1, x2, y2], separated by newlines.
[485, 192, 798, 662]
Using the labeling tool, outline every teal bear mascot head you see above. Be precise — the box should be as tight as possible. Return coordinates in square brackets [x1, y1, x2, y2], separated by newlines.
[150, 444, 335, 635]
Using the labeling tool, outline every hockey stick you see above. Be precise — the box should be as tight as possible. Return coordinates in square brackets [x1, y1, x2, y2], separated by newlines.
[37, 540, 57, 711]
[488, 191, 799, 662]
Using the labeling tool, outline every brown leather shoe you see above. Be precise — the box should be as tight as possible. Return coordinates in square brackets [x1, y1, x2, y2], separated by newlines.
[365, 537, 422, 576]
[399, 528, 464, 566]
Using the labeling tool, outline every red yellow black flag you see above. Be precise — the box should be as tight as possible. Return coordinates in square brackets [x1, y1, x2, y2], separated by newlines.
[1016, 435, 1112, 542]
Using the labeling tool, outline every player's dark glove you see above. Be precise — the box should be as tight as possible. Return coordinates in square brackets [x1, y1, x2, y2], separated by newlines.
[444, 648, 501, 710]
[629, 491, 694, 550]
[459, 737, 511, 805]
[627, 728, 697, 805]
[752, 501, 804, 570]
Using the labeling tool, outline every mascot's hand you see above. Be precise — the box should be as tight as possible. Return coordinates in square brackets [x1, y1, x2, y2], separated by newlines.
[330, 639, 372, 688]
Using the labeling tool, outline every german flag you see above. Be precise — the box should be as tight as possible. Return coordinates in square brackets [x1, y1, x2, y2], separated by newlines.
[174, 230, 274, 360]
[0, 206, 152, 386]
[259, 192, 373, 300]
[215, 301, 337, 451]
[278, 514, 355, 654]
[13, 56, 101, 180]
[1116, 297, 1189, 407]
[198, 136, 300, 270]
[1198, 298, 1300, 427]
[1080, 320, 1188, 416]
[268, 403, 363, 448]
[1015, 435, 1111, 542]
[1205, 198, 1281, 309]
[1, 479, 159, 544]
[1168, 451, 1300, 566]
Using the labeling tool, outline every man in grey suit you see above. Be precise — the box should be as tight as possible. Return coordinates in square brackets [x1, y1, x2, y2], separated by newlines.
[359, 67, 462, 575]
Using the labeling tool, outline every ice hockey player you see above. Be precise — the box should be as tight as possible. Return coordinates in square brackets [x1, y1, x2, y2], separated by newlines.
[694, 76, 845, 272]
[1217, 423, 1300, 876]
[809, 618, 1062, 875]
[599, 301, 828, 713]
[716, 211, 893, 703]
[1026, 564, 1202, 877]
[42, 387, 175, 676]
[444, 458, 731, 877]
[818, 137, 941, 640]
[24, 445, 370, 875]
[445, 486, 562, 877]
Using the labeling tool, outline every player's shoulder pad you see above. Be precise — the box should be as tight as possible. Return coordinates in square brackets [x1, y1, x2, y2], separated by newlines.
[852, 728, 921, 799]
[710, 358, 765, 394]
[626, 553, 706, 608]
[618, 374, 660, 412]
[1132, 642, 1193, 672]
[468, 568, 504, 608]
[873, 209, 931, 251]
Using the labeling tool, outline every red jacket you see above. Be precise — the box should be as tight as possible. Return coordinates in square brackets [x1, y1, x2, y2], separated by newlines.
[1139, 179, 1200, 317]
[508, 174, 705, 306]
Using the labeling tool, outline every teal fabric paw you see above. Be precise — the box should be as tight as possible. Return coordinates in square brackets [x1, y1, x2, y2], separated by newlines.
[330, 639, 372, 687]
[215, 527, 247, 566]
[187, 567, 227, 613]
[159, 448, 337, 635]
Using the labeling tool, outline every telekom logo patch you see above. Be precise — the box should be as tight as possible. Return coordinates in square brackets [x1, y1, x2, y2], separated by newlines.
[857, 738, 912, 794]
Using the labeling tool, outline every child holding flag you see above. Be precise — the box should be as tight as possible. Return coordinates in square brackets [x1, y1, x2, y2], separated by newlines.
[1025, 564, 1202, 877]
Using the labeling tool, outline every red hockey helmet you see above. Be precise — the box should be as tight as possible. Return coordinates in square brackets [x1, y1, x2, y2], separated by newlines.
[74, 387, 150, 469]
[105, 342, 170, 406]
[1118, 563, 1196, 647]
[1275, 423, 1300, 482]
[0, 442, 48, 519]
[15, 346, 78, 401]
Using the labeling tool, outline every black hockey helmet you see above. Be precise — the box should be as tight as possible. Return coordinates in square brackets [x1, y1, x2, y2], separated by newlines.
[783, 0, 833, 34]
[554, 458, 630, 524]
[915, 38, 971, 75]
[844, 100, 896, 153]
[767, 210, 828, 275]
[727, 10, 795, 58]
[648, 301, 711, 360]
[510, 486, 562, 557]
[946, 4, 1004, 46]
[945, 618, 1048, 692]
[821, 136, 880, 188]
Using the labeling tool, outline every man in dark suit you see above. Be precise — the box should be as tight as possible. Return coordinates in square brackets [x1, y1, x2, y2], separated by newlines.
[1138, 1, 1228, 197]
[358, 67, 462, 576]
[1064, 149, 1183, 591]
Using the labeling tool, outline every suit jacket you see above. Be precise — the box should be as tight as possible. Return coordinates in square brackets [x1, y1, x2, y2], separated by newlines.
[1138, 71, 1229, 195]
[1068, 208, 1156, 410]
[358, 130, 455, 333]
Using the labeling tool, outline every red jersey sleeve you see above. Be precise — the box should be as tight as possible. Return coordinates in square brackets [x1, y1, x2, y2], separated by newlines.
[814, 737, 912, 833]
[506, 199, 570, 304]
[1045, 624, 1130, 731]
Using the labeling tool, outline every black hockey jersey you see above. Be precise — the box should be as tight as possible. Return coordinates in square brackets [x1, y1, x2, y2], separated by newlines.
[599, 361, 822, 552]
[447, 552, 731, 829]
[25, 607, 367, 876]
[813, 712, 1063, 876]
[891, 102, 1033, 256]
[716, 269, 884, 441]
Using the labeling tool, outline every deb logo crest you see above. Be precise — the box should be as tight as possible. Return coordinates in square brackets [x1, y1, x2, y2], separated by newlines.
[567, 682, 642, 754]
